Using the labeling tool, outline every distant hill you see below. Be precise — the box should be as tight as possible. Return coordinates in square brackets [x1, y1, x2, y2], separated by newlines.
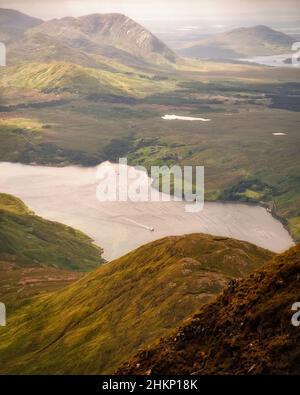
[0, 234, 272, 374]
[0, 8, 42, 42]
[118, 243, 300, 375]
[179, 25, 294, 59]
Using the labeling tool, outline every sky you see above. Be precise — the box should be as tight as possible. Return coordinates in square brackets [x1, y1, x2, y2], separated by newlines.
[0, 0, 299, 38]
[0, 0, 299, 22]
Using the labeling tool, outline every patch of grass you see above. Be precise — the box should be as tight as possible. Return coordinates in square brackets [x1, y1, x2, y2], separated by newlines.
[0, 118, 45, 133]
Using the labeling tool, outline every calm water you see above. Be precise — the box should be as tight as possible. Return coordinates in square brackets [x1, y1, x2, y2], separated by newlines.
[240, 54, 295, 68]
[0, 162, 294, 260]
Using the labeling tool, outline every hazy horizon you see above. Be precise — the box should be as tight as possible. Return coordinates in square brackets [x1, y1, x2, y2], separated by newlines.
[0, 0, 300, 26]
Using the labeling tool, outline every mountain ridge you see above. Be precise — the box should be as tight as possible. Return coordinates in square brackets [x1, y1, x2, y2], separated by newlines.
[118, 243, 300, 375]
[0, 8, 42, 42]
[0, 234, 272, 374]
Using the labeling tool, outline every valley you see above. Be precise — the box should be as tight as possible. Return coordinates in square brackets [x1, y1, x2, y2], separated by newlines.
[0, 4, 299, 378]
[0, 162, 294, 260]
[1, 76, 300, 241]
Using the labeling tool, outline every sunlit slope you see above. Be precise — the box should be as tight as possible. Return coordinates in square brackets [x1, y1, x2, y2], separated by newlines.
[119, 243, 300, 375]
[0, 62, 177, 97]
[0, 234, 272, 374]
[0, 193, 104, 271]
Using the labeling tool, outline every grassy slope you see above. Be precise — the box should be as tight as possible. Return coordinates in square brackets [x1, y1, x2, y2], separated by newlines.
[0, 234, 272, 374]
[0, 262, 84, 309]
[119, 243, 300, 375]
[0, 62, 177, 98]
[0, 193, 104, 271]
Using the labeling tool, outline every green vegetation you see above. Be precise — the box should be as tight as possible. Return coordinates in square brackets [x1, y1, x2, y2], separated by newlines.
[1, 8, 299, 377]
[0, 234, 272, 374]
[0, 262, 83, 309]
[119, 243, 300, 375]
[0, 193, 104, 271]
[0, 118, 45, 132]
[0, 62, 177, 98]
[1, 72, 300, 239]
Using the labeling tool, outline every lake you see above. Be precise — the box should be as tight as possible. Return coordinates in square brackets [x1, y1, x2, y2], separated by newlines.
[239, 53, 296, 68]
[0, 162, 294, 260]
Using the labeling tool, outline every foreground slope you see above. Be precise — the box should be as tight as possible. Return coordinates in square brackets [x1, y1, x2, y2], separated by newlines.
[0, 234, 272, 374]
[118, 243, 300, 375]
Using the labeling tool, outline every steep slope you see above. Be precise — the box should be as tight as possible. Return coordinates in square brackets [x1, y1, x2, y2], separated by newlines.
[0, 193, 104, 270]
[29, 13, 177, 66]
[0, 8, 42, 42]
[118, 243, 300, 375]
[0, 234, 272, 374]
[180, 25, 294, 59]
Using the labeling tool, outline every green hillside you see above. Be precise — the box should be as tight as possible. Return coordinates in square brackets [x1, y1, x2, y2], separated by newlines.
[119, 243, 300, 375]
[0, 193, 104, 271]
[0, 234, 272, 374]
[0, 62, 177, 97]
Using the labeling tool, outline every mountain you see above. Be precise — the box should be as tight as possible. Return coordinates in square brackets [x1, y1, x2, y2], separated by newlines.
[0, 8, 42, 42]
[30, 13, 177, 66]
[0, 9, 177, 68]
[0, 193, 104, 306]
[179, 25, 294, 59]
[0, 234, 272, 374]
[118, 243, 300, 375]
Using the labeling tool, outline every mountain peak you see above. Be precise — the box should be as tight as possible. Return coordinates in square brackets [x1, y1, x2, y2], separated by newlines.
[28, 12, 177, 65]
[0, 7, 42, 42]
